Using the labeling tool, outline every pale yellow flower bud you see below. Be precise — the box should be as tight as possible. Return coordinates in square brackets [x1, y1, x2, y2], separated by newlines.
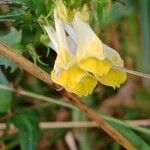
[56, 0, 74, 23]
[75, 4, 90, 22]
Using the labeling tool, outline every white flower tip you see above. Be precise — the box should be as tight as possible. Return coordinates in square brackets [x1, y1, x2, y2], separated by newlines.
[44, 26, 58, 53]
[54, 9, 69, 51]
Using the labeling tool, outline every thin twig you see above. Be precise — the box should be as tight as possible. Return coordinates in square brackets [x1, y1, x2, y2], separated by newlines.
[113, 66, 150, 79]
[0, 41, 137, 150]
[40, 121, 150, 129]
[0, 121, 149, 134]
[128, 120, 150, 126]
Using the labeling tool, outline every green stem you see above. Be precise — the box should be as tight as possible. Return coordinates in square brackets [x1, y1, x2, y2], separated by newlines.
[0, 84, 77, 110]
[100, 114, 150, 135]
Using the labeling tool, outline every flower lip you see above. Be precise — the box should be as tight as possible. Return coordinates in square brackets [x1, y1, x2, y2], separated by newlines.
[51, 64, 97, 96]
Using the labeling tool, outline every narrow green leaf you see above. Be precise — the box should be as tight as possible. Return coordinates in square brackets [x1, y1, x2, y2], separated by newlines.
[139, 0, 150, 74]
[0, 70, 12, 113]
[110, 122, 150, 150]
[12, 111, 40, 150]
[96, 0, 109, 21]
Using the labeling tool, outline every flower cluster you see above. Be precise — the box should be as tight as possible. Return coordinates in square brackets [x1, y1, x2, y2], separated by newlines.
[44, 0, 127, 96]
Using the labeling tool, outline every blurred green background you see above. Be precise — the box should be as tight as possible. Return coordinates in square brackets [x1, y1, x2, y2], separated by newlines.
[0, 0, 150, 149]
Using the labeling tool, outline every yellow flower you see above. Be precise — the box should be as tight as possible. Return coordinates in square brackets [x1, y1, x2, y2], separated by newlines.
[44, 6, 127, 95]
[44, 10, 97, 96]
[72, 15, 112, 77]
[75, 4, 90, 22]
[56, 0, 74, 23]
[65, 16, 127, 88]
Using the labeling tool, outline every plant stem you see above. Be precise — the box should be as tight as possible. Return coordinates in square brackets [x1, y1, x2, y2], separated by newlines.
[113, 66, 150, 79]
[0, 84, 77, 110]
[0, 41, 137, 150]
[101, 114, 150, 135]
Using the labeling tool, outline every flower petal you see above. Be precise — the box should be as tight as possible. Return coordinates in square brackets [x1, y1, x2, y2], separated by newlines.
[67, 36, 77, 55]
[49, 36, 77, 55]
[51, 64, 97, 96]
[73, 15, 105, 60]
[98, 68, 127, 88]
[69, 74, 97, 96]
[72, 15, 111, 76]
[75, 4, 90, 22]
[54, 10, 75, 68]
[63, 23, 77, 43]
[44, 26, 58, 53]
[79, 57, 111, 76]
[100, 44, 127, 88]
[103, 44, 124, 67]
[54, 10, 68, 51]
[56, 0, 74, 23]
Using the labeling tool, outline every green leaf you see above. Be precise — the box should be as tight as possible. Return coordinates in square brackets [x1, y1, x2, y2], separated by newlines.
[0, 70, 12, 113]
[110, 122, 150, 150]
[139, 0, 150, 73]
[12, 110, 40, 150]
[0, 7, 27, 21]
[16, 11, 35, 26]
[0, 27, 22, 72]
[0, 0, 46, 26]
[1, 27, 22, 47]
[27, 43, 48, 66]
[9, 0, 46, 16]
